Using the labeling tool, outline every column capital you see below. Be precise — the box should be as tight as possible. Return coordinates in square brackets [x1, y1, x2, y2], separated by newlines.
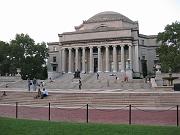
[120, 44, 125, 47]
[81, 46, 86, 49]
[105, 45, 109, 48]
[97, 46, 101, 48]
[128, 43, 133, 47]
[68, 47, 72, 50]
[112, 45, 117, 48]
[61, 48, 65, 51]
[89, 46, 93, 49]
[133, 41, 138, 45]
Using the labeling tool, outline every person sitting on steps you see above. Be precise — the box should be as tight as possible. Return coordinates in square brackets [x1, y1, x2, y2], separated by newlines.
[34, 88, 42, 99]
[2, 91, 7, 96]
[41, 88, 48, 99]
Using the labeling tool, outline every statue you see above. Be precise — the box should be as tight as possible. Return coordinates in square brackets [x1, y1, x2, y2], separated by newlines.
[74, 69, 81, 79]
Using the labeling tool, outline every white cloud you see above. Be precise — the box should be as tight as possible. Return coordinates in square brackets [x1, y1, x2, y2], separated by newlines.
[0, 0, 179, 43]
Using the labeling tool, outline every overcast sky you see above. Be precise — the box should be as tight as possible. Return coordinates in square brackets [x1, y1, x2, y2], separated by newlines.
[0, 0, 179, 43]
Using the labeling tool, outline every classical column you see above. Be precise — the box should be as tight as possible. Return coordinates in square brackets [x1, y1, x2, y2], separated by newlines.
[121, 44, 125, 72]
[82, 47, 86, 73]
[61, 48, 65, 73]
[134, 41, 139, 72]
[113, 45, 117, 72]
[128, 44, 132, 69]
[75, 47, 79, 71]
[68, 48, 72, 73]
[105, 46, 109, 72]
[89, 46, 93, 73]
[97, 46, 102, 72]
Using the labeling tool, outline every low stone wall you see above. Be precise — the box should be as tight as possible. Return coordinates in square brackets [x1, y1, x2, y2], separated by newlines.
[154, 86, 174, 91]
[151, 78, 174, 91]
[48, 72, 62, 79]
[0, 76, 21, 82]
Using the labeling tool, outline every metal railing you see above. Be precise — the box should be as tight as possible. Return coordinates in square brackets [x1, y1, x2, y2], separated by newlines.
[0, 102, 179, 126]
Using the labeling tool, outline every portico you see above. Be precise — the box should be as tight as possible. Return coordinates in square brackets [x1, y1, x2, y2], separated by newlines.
[61, 43, 132, 73]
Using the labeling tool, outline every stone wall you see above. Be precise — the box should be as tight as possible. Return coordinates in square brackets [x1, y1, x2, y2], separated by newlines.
[0, 76, 21, 82]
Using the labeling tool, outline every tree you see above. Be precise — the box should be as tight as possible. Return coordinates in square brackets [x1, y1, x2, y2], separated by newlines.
[7, 33, 49, 79]
[156, 21, 180, 72]
[0, 41, 11, 75]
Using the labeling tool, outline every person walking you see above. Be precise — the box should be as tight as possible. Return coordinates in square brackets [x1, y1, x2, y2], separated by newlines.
[27, 78, 31, 91]
[32, 78, 37, 91]
[79, 80, 82, 90]
[96, 73, 99, 80]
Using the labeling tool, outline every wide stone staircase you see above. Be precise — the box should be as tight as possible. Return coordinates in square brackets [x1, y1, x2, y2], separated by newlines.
[43, 72, 151, 90]
[0, 73, 151, 90]
[1, 90, 180, 108]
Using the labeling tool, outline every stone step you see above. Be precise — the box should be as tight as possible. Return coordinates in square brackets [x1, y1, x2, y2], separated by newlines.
[1, 91, 180, 108]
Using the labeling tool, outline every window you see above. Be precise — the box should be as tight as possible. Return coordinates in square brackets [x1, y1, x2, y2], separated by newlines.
[53, 66, 56, 71]
[53, 56, 56, 62]
[141, 40, 144, 45]
[53, 46, 57, 51]
[142, 56, 145, 60]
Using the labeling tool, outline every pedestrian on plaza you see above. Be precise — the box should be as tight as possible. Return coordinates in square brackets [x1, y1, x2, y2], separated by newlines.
[79, 80, 82, 90]
[27, 78, 32, 91]
[5, 83, 8, 88]
[34, 88, 42, 99]
[2, 91, 7, 96]
[96, 72, 99, 80]
[33, 78, 37, 91]
[49, 77, 53, 82]
[124, 74, 128, 82]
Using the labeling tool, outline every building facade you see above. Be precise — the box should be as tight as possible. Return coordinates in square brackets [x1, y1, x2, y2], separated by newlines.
[47, 11, 159, 79]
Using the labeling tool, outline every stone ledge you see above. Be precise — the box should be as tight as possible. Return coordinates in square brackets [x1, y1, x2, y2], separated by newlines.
[0, 76, 21, 82]
[154, 86, 174, 91]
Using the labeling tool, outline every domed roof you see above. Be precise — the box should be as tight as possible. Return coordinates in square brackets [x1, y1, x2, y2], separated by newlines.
[86, 11, 134, 23]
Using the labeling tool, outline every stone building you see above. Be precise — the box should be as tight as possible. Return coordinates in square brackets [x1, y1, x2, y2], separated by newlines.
[47, 11, 159, 79]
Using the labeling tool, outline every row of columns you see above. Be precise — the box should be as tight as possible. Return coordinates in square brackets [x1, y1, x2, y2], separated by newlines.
[62, 44, 132, 73]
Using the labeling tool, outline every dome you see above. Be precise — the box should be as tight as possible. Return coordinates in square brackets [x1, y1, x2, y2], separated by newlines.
[86, 11, 134, 23]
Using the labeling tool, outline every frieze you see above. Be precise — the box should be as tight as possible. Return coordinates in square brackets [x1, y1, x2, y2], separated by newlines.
[61, 37, 133, 45]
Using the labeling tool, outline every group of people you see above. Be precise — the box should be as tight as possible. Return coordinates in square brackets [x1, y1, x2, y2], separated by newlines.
[27, 78, 48, 99]
[36, 87, 48, 99]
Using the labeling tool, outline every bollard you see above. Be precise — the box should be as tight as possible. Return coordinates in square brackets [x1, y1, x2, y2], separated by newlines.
[129, 105, 131, 125]
[86, 104, 88, 123]
[49, 102, 51, 121]
[16, 102, 18, 119]
[177, 105, 179, 127]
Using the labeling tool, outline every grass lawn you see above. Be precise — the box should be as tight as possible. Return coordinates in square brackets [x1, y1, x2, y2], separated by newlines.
[0, 117, 180, 135]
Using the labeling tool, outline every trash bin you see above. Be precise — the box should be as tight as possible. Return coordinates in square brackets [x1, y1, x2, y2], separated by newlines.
[174, 84, 180, 91]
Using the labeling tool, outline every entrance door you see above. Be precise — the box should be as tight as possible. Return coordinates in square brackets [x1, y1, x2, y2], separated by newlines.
[141, 60, 147, 78]
[94, 58, 98, 72]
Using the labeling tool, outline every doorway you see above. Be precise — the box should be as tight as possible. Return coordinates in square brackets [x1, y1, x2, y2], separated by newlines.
[94, 58, 98, 72]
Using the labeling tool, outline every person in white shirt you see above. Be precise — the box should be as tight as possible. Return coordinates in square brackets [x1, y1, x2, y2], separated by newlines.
[41, 88, 48, 99]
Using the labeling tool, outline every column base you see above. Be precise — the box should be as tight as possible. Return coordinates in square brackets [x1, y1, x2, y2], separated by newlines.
[113, 70, 117, 72]
[81, 71, 86, 74]
[89, 71, 93, 73]
[68, 71, 72, 73]
[105, 71, 109, 72]
[121, 70, 125, 72]
[97, 71, 102, 73]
